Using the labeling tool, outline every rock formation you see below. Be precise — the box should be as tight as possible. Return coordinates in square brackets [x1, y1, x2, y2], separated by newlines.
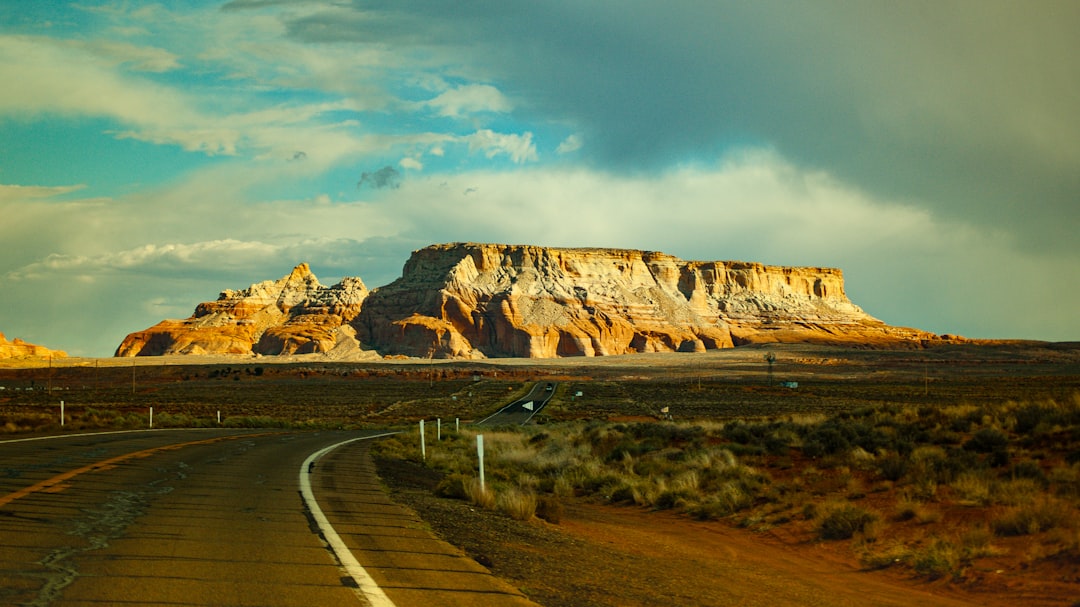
[354, 243, 936, 358]
[115, 263, 370, 357]
[116, 243, 940, 359]
[0, 332, 67, 360]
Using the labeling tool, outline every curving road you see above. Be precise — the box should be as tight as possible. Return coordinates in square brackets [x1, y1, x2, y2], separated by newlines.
[475, 382, 556, 426]
[0, 429, 536, 607]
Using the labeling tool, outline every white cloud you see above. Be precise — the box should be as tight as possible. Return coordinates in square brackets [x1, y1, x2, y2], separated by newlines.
[464, 129, 537, 164]
[556, 134, 583, 155]
[399, 157, 423, 170]
[4, 240, 280, 281]
[425, 84, 512, 118]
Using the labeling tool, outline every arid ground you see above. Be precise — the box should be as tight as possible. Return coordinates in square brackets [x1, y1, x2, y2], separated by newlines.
[3, 341, 1080, 605]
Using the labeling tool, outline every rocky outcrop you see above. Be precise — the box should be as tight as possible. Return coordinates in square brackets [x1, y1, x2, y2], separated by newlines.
[116, 243, 940, 359]
[0, 332, 66, 360]
[115, 263, 370, 357]
[353, 243, 937, 358]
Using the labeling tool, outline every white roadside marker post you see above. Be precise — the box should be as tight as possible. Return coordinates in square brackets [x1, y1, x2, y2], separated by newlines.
[217, 410, 221, 425]
[419, 419, 426, 461]
[477, 434, 486, 492]
[60, 401, 64, 427]
[149, 407, 154, 429]
[437, 418, 442, 441]
[456, 417, 460, 433]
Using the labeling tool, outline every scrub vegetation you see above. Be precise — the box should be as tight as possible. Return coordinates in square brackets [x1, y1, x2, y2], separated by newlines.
[375, 393, 1080, 581]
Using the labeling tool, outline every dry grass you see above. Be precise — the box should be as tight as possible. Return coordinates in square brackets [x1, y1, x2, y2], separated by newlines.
[387, 391, 1080, 584]
[992, 496, 1075, 536]
[497, 488, 538, 521]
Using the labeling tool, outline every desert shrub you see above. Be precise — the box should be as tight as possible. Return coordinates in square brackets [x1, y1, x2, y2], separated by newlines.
[1009, 461, 1048, 486]
[951, 472, 993, 505]
[960, 525, 1000, 559]
[434, 473, 470, 500]
[818, 503, 879, 540]
[631, 422, 704, 445]
[991, 477, 1043, 506]
[877, 453, 908, 482]
[1048, 463, 1080, 498]
[939, 447, 987, 480]
[655, 487, 697, 510]
[907, 445, 951, 485]
[497, 488, 537, 521]
[992, 496, 1074, 536]
[910, 538, 962, 579]
[535, 496, 563, 524]
[802, 426, 850, 458]
[964, 428, 1009, 454]
[893, 498, 939, 523]
[580, 472, 622, 494]
[1013, 403, 1054, 434]
[688, 479, 756, 520]
[607, 483, 637, 504]
[721, 420, 756, 445]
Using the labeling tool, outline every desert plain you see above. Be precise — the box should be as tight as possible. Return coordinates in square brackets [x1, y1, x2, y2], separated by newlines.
[3, 341, 1080, 606]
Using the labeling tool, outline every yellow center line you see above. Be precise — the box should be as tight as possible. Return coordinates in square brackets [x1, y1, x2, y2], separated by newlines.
[0, 433, 276, 508]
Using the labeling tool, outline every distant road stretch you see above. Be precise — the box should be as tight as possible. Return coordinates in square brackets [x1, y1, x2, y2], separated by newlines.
[476, 382, 556, 426]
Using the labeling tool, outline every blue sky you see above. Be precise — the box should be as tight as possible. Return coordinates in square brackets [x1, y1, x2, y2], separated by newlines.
[2, 1, 1078, 356]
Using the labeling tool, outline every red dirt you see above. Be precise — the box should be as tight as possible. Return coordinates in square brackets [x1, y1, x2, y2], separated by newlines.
[377, 456, 1080, 607]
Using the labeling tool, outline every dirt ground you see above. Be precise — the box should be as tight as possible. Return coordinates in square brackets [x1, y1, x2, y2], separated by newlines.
[375, 456, 1080, 607]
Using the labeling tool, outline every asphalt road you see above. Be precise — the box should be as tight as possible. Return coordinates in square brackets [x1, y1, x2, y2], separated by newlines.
[475, 382, 556, 426]
[0, 429, 536, 607]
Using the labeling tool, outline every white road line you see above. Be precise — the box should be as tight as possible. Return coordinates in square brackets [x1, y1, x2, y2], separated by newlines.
[299, 433, 400, 607]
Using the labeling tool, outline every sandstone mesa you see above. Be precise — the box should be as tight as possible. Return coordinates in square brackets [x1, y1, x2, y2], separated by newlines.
[0, 332, 67, 361]
[116, 243, 945, 359]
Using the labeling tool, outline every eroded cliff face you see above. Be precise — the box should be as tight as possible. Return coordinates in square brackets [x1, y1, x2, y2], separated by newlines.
[0, 332, 66, 360]
[116, 243, 937, 359]
[115, 263, 370, 357]
[354, 243, 935, 358]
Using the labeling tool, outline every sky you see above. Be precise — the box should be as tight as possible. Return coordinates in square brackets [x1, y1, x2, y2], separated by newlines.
[1, 1, 1078, 357]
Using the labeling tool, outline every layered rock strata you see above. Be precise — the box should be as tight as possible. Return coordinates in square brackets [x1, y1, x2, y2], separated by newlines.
[115, 263, 369, 357]
[116, 243, 938, 359]
[354, 243, 934, 358]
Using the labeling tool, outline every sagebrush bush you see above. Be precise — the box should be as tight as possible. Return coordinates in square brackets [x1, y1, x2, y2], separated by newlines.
[386, 396, 1078, 580]
[818, 503, 879, 540]
[992, 496, 1074, 536]
[911, 538, 962, 579]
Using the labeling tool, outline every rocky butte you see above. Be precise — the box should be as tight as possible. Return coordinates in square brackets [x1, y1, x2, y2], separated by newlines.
[116, 263, 370, 358]
[0, 332, 67, 361]
[117, 243, 943, 359]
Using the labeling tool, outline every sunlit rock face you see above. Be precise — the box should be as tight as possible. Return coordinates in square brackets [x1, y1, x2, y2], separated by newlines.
[115, 263, 370, 357]
[353, 243, 938, 359]
[0, 332, 66, 360]
[116, 243, 940, 359]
